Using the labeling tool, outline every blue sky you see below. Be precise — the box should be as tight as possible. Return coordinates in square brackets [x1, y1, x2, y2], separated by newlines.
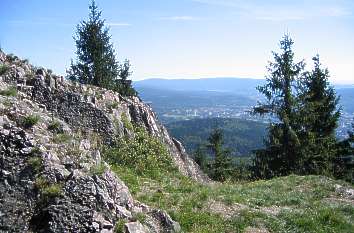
[1, 0, 354, 84]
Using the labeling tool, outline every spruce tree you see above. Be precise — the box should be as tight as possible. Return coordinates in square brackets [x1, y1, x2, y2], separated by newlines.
[253, 35, 305, 178]
[335, 121, 354, 182]
[207, 128, 232, 181]
[114, 59, 137, 96]
[297, 55, 340, 175]
[193, 146, 208, 172]
[68, 0, 119, 88]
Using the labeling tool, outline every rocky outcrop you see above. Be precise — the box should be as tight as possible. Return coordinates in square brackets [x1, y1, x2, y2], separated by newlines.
[0, 51, 208, 183]
[0, 52, 188, 232]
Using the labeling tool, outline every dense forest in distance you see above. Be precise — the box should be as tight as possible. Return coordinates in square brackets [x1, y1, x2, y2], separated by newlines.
[166, 118, 267, 156]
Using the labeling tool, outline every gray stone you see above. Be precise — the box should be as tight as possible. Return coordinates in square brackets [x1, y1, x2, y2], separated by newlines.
[125, 221, 147, 233]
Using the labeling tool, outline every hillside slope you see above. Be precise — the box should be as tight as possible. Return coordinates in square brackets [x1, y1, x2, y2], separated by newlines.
[0, 52, 207, 232]
[166, 118, 267, 156]
[0, 52, 353, 233]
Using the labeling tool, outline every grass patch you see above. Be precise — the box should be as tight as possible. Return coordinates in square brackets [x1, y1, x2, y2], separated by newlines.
[22, 114, 40, 128]
[0, 64, 9, 76]
[35, 176, 63, 200]
[0, 86, 17, 97]
[114, 219, 127, 233]
[103, 122, 354, 232]
[27, 156, 42, 173]
[90, 162, 107, 176]
[47, 120, 61, 132]
[104, 125, 177, 179]
[52, 133, 72, 144]
[42, 184, 63, 198]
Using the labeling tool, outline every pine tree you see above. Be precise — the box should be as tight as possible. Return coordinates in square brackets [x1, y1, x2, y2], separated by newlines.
[297, 55, 340, 175]
[335, 121, 354, 182]
[113, 59, 137, 96]
[253, 35, 305, 178]
[207, 128, 232, 181]
[193, 146, 208, 172]
[68, 0, 119, 88]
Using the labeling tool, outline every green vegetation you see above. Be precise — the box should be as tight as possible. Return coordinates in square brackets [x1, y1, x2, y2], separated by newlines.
[27, 156, 42, 173]
[103, 124, 353, 232]
[47, 120, 61, 132]
[166, 118, 266, 156]
[114, 219, 127, 233]
[112, 163, 354, 232]
[253, 35, 344, 181]
[35, 176, 62, 200]
[89, 162, 107, 175]
[42, 184, 63, 198]
[104, 124, 176, 179]
[22, 114, 40, 129]
[67, 0, 136, 96]
[0, 86, 17, 97]
[0, 64, 9, 75]
[205, 128, 233, 182]
[52, 133, 72, 144]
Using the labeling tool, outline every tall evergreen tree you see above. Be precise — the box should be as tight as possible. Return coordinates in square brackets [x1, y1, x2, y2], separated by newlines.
[68, 0, 119, 88]
[253, 35, 305, 178]
[113, 59, 137, 96]
[335, 121, 354, 182]
[193, 146, 209, 172]
[297, 55, 341, 174]
[207, 128, 232, 181]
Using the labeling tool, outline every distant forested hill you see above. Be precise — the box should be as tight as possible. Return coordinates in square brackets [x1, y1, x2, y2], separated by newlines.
[166, 118, 267, 156]
[337, 87, 354, 114]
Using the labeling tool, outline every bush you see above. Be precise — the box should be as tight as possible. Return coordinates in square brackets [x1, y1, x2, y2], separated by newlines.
[0, 64, 9, 75]
[53, 133, 72, 144]
[47, 120, 61, 132]
[42, 184, 62, 198]
[35, 176, 62, 199]
[22, 115, 40, 128]
[90, 162, 107, 175]
[104, 125, 176, 179]
[27, 156, 42, 173]
[0, 86, 17, 97]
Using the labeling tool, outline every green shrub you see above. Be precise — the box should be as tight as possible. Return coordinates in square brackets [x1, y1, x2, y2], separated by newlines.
[47, 120, 61, 132]
[0, 86, 17, 97]
[90, 162, 107, 175]
[35, 176, 49, 190]
[53, 133, 72, 143]
[121, 113, 133, 131]
[114, 219, 127, 233]
[27, 156, 42, 173]
[104, 126, 176, 179]
[42, 184, 62, 198]
[132, 212, 146, 224]
[0, 64, 9, 75]
[35, 176, 62, 199]
[22, 115, 40, 128]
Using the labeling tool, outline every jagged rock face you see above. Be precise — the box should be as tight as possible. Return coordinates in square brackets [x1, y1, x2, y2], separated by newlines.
[2, 51, 208, 183]
[0, 126, 37, 232]
[0, 52, 186, 232]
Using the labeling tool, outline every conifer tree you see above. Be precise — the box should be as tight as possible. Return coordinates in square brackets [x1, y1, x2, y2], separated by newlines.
[68, 0, 119, 88]
[114, 59, 137, 96]
[297, 55, 340, 174]
[207, 128, 232, 181]
[335, 121, 354, 182]
[193, 146, 208, 172]
[253, 35, 305, 178]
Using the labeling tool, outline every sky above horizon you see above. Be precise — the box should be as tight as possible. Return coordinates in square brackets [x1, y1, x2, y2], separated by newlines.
[1, 0, 354, 84]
